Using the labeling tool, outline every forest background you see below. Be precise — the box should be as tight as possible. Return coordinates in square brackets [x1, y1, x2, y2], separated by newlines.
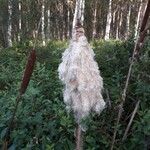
[0, 0, 150, 149]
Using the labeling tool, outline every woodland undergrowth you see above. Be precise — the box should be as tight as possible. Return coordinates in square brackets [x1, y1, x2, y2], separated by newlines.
[0, 39, 150, 149]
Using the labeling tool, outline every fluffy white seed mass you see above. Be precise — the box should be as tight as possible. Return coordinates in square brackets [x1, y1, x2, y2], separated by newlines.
[58, 29, 105, 124]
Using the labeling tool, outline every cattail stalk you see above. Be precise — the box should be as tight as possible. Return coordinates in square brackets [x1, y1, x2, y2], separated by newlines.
[76, 125, 83, 150]
[3, 16, 42, 149]
[3, 50, 36, 150]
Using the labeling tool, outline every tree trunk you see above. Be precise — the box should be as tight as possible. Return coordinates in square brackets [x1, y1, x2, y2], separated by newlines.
[41, 0, 45, 46]
[67, 0, 71, 38]
[125, 1, 132, 40]
[115, 11, 119, 40]
[7, 0, 13, 47]
[119, 9, 123, 39]
[80, 0, 85, 26]
[134, 0, 143, 38]
[92, 0, 98, 39]
[115, 2, 123, 40]
[72, 0, 79, 30]
[72, 0, 85, 30]
[112, 7, 117, 38]
[47, 8, 51, 40]
[105, 0, 112, 40]
[18, 0, 22, 42]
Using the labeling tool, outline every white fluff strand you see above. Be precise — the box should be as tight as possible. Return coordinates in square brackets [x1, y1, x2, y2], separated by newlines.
[58, 27, 105, 127]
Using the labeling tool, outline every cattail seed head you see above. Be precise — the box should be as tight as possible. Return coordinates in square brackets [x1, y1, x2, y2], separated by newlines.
[19, 49, 36, 95]
[58, 27, 105, 129]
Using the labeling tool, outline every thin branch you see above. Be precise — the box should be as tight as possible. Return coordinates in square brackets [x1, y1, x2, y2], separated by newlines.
[111, 103, 123, 150]
[122, 100, 140, 141]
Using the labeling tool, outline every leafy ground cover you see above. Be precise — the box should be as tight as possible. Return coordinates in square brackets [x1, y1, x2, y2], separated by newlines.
[0, 39, 150, 149]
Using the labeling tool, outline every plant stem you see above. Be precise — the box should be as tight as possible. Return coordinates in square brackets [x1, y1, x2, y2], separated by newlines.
[122, 100, 140, 141]
[3, 94, 21, 150]
[76, 124, 83, 150]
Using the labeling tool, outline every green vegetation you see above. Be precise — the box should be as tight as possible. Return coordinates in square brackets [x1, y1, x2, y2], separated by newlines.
[0, 40, 150, 149]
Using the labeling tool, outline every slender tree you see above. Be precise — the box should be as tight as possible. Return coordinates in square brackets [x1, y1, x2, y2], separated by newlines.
[0, 0, 148, 43]
[46, 2, 51, 40]
[41, 0, 45, 46]
[92, 0, 98, 39]
[80, 0, 85, 25]
[72, 0, 85, 30]
[125, 0, 132, 39]
[7, 0, 13, 47]
[119, 8, 123, 38]
[18, 0, 22, 42]
[115, 11, 119, 39]
[67, 0, 71, 38]
[105, 0, 112, 40]
[134, 0, 143, 38]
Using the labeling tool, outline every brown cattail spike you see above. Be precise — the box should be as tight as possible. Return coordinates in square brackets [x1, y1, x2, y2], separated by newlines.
[19, 49, 36, 95]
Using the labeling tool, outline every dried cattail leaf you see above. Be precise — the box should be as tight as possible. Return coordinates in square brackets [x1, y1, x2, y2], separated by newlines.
[19, 49, 36, 95]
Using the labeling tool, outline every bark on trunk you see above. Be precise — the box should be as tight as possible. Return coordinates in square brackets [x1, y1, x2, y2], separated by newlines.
[105, 0, 112, 40]
[125, 2, 131, 39]
[41, 0, 46, 46]
[47, 8, 51, 40]
[7, 0, 13, 47]
[134, 0, 143, 38]
[92, 0, 98, 39]
[115, 11, 119, 40]
[18, 0, 22, 42]
[72, 0, 85, 30]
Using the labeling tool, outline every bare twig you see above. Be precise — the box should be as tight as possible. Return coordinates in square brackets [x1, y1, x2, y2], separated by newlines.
[111, 103, 123, 150]
[111, 0, 150, 149]
[122, 100, 140, 141]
